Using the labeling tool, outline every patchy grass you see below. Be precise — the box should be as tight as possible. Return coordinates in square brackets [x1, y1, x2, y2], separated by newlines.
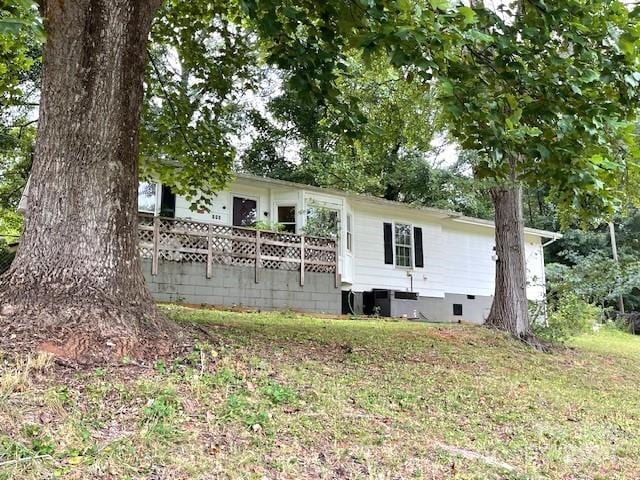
[1, 306, 640, 479]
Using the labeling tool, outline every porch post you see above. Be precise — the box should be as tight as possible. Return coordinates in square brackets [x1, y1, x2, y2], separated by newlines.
[151, 216, 160, 276]
[300, 235, 305, 286]
[206, 223, 213, 279]
[255, 230, 261, 284]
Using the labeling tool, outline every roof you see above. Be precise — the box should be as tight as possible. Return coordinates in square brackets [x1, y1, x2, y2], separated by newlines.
[17, 172, 562, 240]
[236, 173, 562, 240]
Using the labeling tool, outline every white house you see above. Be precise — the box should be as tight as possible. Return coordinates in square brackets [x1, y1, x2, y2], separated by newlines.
[136, 174, 561, 323]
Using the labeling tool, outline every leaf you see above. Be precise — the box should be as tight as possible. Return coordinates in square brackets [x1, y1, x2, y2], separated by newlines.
[440, 79, 454, 97]
[618, 32, 637, 57]
[0, 18, 28, 34]
[429, 0, 449, 12]
[580, 69, 600, 83]
[458, 6, 477, 25]
[465, 30, 494, 44]
[536, 144, 550, 159]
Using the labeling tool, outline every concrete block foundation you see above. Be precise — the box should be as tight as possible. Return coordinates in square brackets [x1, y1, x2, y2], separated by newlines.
[142, 259, 341, 315]
[348, 290, 493, 324]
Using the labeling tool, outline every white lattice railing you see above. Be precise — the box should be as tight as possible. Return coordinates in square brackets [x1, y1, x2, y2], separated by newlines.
[138, 213, 340, 287]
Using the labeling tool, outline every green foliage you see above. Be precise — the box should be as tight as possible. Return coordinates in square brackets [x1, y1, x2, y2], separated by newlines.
[0, 1, 39, 237]
[0, 0, 41, 107]
[140, 0, 260, 210]
[142, 390, 179, 424]
[534, 293, 602, 342]
[548, 256, 639, 309]
[243, 0, 640, 229]
[0, 123, 33, 239]
[437, 1, 640, 224]
[241, 52, 494, 219]
[261, 381, 297, 405]
[252, 220, 284, 232]
[546, 210, 640, 311]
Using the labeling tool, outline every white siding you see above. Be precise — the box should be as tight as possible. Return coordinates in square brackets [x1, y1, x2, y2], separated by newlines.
[174, 183, 272, 225]
[350, 204, 446, 298]
[441, 223, 496, 297]
[350, 209, 547, 302]
[442, 222, 545, 301]
[162, 176, 550, 303]
[175, 191, 230, 224]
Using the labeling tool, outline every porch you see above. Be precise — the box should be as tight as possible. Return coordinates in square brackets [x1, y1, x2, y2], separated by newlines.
[137, 214, 342, 313]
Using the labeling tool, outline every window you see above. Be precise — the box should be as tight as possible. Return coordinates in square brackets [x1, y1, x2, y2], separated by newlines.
[453, 304, 463, 316]
[138, 182, 157, 213]
[394, 223, 412, 268]
[346, 213, 353, 252]
[232, 196, 257, 227]
[277, 206, 296, 233]
[304, 206, 339, 239]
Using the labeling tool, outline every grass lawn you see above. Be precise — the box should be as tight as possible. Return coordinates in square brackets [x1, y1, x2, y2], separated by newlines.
[2, 306, 640, 479]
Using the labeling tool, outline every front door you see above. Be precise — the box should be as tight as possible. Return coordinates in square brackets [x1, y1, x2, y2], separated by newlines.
[232, 197, 257, 227]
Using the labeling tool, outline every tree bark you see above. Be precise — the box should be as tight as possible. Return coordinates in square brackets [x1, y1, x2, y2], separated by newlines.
[486, 183, 531, 338]
[0, 0, 178, 363]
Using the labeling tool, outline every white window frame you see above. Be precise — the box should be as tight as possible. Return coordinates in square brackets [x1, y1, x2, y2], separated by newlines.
[393, 222, 413, 269]
[276, 204, 297, 233]
[304, 204, 340, 240]
[346, 213, 353, 253]
[138, 181, 159, 215]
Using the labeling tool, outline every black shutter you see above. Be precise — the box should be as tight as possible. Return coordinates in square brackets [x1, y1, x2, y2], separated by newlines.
[160, 185, 176, 218]
[383, 223, 393, 264]
[414, 226, 424, 268]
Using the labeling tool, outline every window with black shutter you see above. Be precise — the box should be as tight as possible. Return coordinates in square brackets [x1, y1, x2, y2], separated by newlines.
[383, 223, 393, 264]
[413, 226, 424, 268]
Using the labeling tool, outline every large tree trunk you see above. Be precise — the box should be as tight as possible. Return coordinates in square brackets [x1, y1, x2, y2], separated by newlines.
[0, 0, 178, 363]
[486, 183, 531, 338]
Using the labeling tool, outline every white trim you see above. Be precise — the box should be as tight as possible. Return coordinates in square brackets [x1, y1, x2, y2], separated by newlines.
[393, 221, 414, 269]
[450, 215, 562, 239]
[346, 212, 353, 253]
[138, 181, 159, 215]
[275, 203, 297, 233]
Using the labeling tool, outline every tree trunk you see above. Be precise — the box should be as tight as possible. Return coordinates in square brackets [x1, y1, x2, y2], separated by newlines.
[486, 184, 531, 338]
[0, 0, 178, 363]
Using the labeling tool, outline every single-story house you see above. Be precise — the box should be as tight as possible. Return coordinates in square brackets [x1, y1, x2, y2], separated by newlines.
[133, 174, 561, 322]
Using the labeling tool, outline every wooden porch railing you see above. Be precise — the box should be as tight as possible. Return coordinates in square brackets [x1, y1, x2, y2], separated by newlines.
[138, 213, 340, 287]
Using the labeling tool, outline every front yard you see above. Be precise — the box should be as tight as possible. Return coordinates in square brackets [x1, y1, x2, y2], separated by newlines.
[1, 306, 639, 479]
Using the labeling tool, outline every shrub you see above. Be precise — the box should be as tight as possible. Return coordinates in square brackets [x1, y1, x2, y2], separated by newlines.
[535, 293, 602, 342]
[252, 220, 284, 232]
